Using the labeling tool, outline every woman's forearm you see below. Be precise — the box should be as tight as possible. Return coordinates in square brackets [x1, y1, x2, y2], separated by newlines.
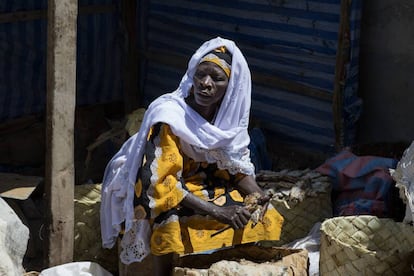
[236, 175, 264, 196]
[181, 192, 219, 217]
[181, 192, 251, 229]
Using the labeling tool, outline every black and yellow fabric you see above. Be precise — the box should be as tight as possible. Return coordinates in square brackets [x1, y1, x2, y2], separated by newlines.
[199, 46, 232, 77]
[133, 123, 284, 256]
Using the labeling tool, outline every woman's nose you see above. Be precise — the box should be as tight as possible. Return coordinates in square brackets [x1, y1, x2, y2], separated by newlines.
[200, 75, 213, 89]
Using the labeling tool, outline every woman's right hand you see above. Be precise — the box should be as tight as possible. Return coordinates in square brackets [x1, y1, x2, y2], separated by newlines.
[212, 205, 251, 230]
[181, 193, 251, 229]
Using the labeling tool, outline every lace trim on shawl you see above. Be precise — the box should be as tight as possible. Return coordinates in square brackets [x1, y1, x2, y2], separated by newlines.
[119, 219, 151, 264]
[193, 146, 255, 175]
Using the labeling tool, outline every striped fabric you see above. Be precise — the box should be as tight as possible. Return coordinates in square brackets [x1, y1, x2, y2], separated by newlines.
[316, 150, 398, 217]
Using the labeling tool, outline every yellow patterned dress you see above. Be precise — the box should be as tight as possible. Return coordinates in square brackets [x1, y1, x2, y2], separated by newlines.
[133, 123, 283, 256]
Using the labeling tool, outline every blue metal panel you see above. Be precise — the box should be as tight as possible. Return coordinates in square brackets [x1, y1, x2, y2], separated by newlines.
[0, 1, 47, 12]
[140, 0, 362, 152]
[76, 3, 125, 106]
[0, 0, 126, 121]
[0, 2, 47, 120]
[0, 0, 362, 153]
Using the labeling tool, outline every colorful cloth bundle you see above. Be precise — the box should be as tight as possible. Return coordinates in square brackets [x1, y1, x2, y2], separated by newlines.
[316, 149, 398, 217]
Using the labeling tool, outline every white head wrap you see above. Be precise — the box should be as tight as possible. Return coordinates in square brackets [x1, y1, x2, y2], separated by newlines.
[100, 37, 254, 263]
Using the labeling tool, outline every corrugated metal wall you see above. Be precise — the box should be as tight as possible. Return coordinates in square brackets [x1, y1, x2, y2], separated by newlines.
[138, 0, 362, 153]
[0, 0, 362, 153]
[0, 0, 125, 121]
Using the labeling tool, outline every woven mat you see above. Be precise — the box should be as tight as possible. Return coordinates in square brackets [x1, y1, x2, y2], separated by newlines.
[320, 215, 414, 275]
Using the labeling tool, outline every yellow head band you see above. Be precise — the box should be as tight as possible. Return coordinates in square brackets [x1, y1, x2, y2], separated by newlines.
[199, 47, 232, 77]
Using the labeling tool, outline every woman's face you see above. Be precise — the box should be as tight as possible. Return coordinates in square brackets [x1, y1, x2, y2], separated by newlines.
[192, 62, 229, 108]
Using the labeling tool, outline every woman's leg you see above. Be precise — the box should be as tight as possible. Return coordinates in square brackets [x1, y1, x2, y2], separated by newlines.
[153, 253, 174, 276]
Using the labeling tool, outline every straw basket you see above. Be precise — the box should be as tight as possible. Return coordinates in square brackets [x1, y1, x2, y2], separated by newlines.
[270, 191, 332, 246]
[320, 215, 414, 276]
[257, 169, 333, 246]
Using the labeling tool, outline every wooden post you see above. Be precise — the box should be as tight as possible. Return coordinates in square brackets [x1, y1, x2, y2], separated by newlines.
[45, 0, 77, 266]
[332, 0, 350, 151]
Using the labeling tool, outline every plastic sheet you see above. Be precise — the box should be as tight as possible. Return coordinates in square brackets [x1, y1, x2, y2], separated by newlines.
[390, 140, 414, 224]
[0, 197, 29, 276]
[39, 262, 112, 276]
[285, 222, 321, 276]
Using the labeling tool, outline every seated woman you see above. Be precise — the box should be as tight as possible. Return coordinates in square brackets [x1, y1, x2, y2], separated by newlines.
[100, 37, 284, 275]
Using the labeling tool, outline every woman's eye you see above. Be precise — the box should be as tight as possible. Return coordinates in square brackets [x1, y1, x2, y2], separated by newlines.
[194, 71, 226, 82]
[214, 74, 228, 81]
[194, 72, 204, 79]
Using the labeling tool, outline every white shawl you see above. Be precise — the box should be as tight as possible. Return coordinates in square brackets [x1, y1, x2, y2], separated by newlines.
[100, 37, 254, 263]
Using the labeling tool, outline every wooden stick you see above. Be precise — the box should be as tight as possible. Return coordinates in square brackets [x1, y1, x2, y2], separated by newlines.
[210, 226, 232, 238]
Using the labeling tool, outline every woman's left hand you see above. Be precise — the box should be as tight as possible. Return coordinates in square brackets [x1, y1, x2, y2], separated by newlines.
[212, 205, 251, 229]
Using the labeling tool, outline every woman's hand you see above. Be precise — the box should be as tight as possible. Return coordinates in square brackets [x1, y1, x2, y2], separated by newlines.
[181, 193, 251, 229]
[212, 205, 251, 230]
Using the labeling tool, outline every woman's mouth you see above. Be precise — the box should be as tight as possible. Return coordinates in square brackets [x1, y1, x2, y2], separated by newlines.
[198, 89, 214, 96]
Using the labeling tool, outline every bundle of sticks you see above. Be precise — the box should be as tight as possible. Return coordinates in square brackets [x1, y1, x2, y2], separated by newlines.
[210, 169, 331, 237]
[255, 169, 331, 206]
